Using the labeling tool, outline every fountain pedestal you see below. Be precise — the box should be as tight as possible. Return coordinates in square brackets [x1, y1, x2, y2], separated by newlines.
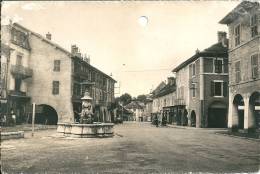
[57, 90, 114, 138]
[57, 123, 114, 138]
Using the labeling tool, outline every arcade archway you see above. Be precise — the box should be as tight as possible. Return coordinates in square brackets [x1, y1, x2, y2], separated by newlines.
[190, 110, 196, 127]
[232, 94, 244, 129]
[36, 104, 58, 125]
[249, 92, 260, 131]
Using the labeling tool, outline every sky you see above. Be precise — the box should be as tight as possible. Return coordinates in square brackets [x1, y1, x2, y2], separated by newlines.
[1, 1, 240, 97]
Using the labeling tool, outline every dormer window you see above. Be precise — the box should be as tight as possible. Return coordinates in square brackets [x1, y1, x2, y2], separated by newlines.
[250, 14, 258, 38]
[11, 28, 30, 50]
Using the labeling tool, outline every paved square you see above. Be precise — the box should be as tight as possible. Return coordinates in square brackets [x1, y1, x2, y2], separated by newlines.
[1, 122, 259, 173]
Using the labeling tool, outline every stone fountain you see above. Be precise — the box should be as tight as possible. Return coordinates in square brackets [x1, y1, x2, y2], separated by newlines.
[57, 90, 114, 138]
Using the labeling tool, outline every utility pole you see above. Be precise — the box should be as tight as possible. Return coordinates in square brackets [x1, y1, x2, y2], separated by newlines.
[32, 103, 36, 137]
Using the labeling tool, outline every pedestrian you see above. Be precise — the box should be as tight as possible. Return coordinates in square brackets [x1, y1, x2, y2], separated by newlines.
[11, 109, 16, 126]
[2, 114, 7, 126]
[155, 114, 159, 127]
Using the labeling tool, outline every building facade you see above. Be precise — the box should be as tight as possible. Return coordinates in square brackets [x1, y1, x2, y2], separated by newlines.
[1, 22, 116, 125]
[71, 46, 116, 123]
[220, 1, 260, 132]
[143, 97, 153, 122]
[1, 24, 33, 124]
[172, 32, 229, 128]
[125, 101, 145, 121]
[152, 77, 177, 124]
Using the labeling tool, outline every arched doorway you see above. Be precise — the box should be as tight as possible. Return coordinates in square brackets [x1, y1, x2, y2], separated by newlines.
[190, 110, 196, 127]
[233, 94, 244, 129]
[36, 105, 58, 125]
[249, 92, 260, 131]
[208, 101, 227, 128]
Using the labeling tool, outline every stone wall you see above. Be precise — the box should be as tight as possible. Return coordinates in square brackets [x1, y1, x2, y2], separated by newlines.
[28, 34, 74, 123]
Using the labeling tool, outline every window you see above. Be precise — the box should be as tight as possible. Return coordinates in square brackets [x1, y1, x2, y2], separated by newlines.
[235, 61, 241, 83]
[15, 78, 21, 91]
[211, 81, 227, 97]
[214, 82, 222, 96]
[251, 54, 259, 79]
[16, 55, 22, 66]
[192, 63, 196, 76]
[11, 28, 29, 49]
[214, 58, 223, 73]
[251, 14, 258, 38]
[191, 83, 196, 97]
[52, 81, 59, 95]
[235, 25, 240, 46]
[53, 60, 60, 72]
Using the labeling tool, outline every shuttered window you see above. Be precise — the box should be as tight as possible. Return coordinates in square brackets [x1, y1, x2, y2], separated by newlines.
[235, 61, 241, 83]
[214, 59, 223, 73]
[235, 25, 240, 46]
[250, 14, 258, 38]
[52, 81, 59, 95]
[211, 81, 227, 97]
[191, 83, 196, 97]
[54, 60, 60, 72]
[251, 54, 259, 79]
[192, 63, 196, 76]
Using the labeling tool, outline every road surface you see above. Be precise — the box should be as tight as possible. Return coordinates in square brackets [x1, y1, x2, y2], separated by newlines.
[1, 122, 259, 173]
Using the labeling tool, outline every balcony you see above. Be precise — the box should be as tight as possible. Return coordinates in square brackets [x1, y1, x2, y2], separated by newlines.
[9, 90, 30, 99]
[174, 99, 186, 106]
[11, 65, 33, 79]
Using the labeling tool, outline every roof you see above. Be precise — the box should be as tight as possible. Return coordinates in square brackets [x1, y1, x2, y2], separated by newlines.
[12, 23, 116, 83]
[125, 101, 145, 110]
[152, 81, 166, 96]
[219, 1, 259, 24]
[172, 42, 228, 72]
[72, 56, 116, 82]
[153, 82, 176, 98]
[13, 23, 71, 55]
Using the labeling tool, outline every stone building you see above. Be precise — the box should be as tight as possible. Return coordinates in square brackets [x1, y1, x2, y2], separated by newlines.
[172, 32, 229, 128]
[1, 23, 33, 124]
[143, 97, 153, 122]
[151, 77, 177, 124]
[220, 1, 260, 132]
[1, 22, 116, 124]
[125, 101, 145, 121]
[151, 81, 166, 115]
[71, 45, 116, 123]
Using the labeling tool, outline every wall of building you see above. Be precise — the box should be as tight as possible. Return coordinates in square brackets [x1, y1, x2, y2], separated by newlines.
[2, 25, 31, 93]
[28, 34, 74, 123]
[227, 6, 260, 131]
[175, 66, 189, 106]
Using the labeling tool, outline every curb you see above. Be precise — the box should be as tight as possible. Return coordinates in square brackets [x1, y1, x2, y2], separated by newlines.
[215, 132, 260, 142]
[1, 131, 24, 140]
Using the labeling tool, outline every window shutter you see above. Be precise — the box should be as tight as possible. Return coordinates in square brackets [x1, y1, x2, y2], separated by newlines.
[211, 81, 214, 96]
[224, 59, 228, 73]
[223, 82, 228, 97]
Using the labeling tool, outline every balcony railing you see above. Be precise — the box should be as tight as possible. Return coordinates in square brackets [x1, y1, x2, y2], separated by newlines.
[174, 99, 186, 106]
[11, 65, 33, 79]
[9, 90, 29, 98]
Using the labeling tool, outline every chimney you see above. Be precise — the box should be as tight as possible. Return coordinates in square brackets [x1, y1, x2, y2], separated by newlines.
[217, 31, 227, 43]
[71, 45, 78, 55]
[195, 48, 200, 54]
[46, 32, 51, 40]
[167, 77, 175, 85]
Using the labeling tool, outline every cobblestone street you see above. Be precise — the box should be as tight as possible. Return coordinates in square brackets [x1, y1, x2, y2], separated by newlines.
[1, 122, 259, 173]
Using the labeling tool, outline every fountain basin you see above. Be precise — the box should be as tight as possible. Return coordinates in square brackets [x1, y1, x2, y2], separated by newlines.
[57, 123, 114, 138]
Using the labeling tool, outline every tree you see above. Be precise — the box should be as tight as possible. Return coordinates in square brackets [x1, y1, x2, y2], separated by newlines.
[119, 93, 132, 106]
[137, 94, 147, 103]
